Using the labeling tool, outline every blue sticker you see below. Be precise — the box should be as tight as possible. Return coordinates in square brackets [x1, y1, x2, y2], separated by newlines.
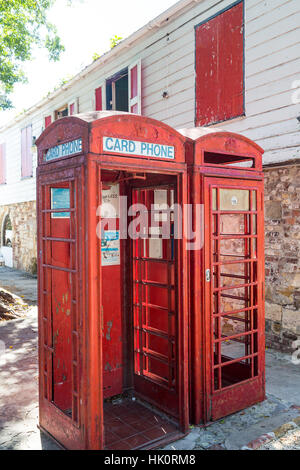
[51, 188, 70, 218]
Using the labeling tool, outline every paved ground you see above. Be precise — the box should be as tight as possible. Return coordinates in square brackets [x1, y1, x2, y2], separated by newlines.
[0, 266, 299, 450]
[0, 267, 37, 304]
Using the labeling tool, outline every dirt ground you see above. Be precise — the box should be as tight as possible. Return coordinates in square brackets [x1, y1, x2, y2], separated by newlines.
[0, 288, 31, 322]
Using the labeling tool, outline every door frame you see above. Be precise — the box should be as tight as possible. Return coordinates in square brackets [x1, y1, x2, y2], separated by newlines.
[96, 163, 189, 436]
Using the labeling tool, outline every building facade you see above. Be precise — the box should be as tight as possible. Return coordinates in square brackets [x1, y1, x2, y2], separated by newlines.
[0, 0, 299, 351]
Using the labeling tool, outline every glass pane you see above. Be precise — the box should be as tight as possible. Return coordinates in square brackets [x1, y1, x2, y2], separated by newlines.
[212, 188, 217, 211]
[221, 335, 250, 361]
[252, 191, 257, 211]
[219, 189, 250, 211]
[220, 214, 250, 234]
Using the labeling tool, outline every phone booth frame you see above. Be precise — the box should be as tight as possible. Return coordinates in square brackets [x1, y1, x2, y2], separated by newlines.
[179, 128, 265, 425]
[36, 112, 191, 450]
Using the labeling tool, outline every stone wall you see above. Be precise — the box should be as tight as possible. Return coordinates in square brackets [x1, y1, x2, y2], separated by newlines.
[264, 163, 300, 353]
[0, 201, 37, 274]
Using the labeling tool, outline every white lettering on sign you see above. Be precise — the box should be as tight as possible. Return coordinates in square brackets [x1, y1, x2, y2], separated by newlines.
[103, 137, 175, 159]
[45, 138, 82, 161]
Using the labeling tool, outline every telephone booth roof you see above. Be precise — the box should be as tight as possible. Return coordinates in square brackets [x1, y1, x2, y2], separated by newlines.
[178, 127, 264, 171]
[36, 111, 191, 168]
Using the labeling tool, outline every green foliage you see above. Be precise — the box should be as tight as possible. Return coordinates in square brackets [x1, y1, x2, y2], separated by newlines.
[110, 35, 123, 49]
[0, 0, 66, 110]
[92, 52, 101, 61]
[92, 34, 123, 62]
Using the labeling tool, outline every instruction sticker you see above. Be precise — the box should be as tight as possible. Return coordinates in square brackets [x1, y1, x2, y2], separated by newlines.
[101, 184, 120, 218]
[101, 230, 120, 266]
[51, 188, 70, 218]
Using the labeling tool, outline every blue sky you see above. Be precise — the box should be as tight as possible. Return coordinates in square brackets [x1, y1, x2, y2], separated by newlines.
[0, 0, 177, 125]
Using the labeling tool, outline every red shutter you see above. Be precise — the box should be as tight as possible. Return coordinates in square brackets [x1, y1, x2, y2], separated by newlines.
[45, 115, 52, 128]
[195, 2, 244, 126]
[69, 103, 75, 116]
[21, 126, 33, 178]
[0, 144, 6, 184]
[95, 86, 102, 111]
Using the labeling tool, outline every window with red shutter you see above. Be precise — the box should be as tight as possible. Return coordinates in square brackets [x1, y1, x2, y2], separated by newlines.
[95, 86, 103, 111]
[195, 1, 244, 126]
[21, 125, 33, 178]
[45, 115, 52, 128]
[0, 143, 6, 184]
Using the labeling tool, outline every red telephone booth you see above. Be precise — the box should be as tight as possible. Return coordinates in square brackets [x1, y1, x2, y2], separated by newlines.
[36, 111, 191, 450]
[179, 128, 265, 424]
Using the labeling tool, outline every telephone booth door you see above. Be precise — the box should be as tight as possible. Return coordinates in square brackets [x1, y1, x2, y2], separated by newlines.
[131, 186, 179, 416]
[203, 177, 265, 421]
[37, 168, 87, 450]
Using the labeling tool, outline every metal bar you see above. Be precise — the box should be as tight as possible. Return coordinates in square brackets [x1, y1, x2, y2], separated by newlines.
[134, 325, 175, 341]
[42, 208, 76, 213]
[213, 305, 258, 318]
[212, 210, 258, 215]
[42, 237, 76, 243]
[133, 256, 174, 264]
[213, 234, 258, 240]
[42, 264, 77, 273]
[214, 329, 258, 343]
[214, 281, 257, 292]
[134, 280, 175, 289]
[214, 259, 257, 266]
[133, 302, 173, 313]
[214, 352, 259, 369]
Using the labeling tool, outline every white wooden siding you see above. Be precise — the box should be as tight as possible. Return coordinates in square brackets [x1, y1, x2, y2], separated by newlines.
[0, 0, 299, 206]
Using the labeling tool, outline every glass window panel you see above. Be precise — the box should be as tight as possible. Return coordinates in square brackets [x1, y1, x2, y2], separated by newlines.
[220, 360, 252, 388]
[219, 189, 250, 211]
[218, 263, 251, 288]
[219, 238, 250, 259]
[221, 336, 250, 361]
[212, 188, 217, 211]
[252, 191, 257, 211]
[220, 214, 250, 235]
[215, 312, 252, 338]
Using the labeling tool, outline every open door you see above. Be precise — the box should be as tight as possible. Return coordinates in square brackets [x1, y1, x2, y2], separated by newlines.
[203, 177, 265, 421]
[131, 186, 180, 418]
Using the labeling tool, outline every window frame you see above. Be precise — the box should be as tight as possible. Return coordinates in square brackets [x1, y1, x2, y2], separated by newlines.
[21, 124, 33, 179]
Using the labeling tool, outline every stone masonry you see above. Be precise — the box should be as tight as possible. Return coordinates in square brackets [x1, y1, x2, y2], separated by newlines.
[0, 201, 37, 274]
[264, 163, 300, 353]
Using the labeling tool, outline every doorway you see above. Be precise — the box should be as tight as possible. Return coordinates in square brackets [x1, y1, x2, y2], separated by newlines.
[1, 214, 13, 267]
[101, 171, 185, 449]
